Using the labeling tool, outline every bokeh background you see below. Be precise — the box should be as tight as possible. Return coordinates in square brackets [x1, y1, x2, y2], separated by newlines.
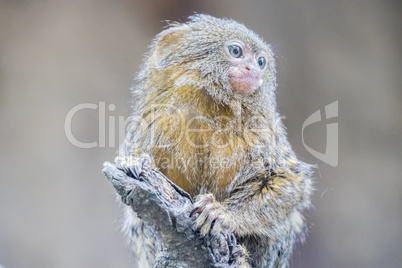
[0, 1, 401, 267]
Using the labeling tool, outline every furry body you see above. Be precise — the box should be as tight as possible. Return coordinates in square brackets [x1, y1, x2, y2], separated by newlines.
[117, 15, 313, 268]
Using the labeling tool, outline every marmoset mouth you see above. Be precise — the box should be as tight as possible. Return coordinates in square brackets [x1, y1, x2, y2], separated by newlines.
[229, 72, 261, 95]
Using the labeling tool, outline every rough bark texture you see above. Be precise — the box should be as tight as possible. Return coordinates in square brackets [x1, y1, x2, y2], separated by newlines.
[102, 161, 244, 267]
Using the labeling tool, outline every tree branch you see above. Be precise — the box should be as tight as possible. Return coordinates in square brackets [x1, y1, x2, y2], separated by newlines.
[102, 160, 244, 267]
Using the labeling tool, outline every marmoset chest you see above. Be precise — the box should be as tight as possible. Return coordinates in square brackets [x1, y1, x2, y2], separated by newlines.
[147, 101, 269, 198]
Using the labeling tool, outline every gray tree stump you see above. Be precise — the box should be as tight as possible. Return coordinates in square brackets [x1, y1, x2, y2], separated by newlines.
[102, 160, 244, 267]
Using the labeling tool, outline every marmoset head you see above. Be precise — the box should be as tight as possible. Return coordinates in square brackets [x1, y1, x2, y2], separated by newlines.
[139, 14, 277, 113]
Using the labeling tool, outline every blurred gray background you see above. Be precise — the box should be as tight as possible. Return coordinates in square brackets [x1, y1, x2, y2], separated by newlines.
[0, 1, 401, 267]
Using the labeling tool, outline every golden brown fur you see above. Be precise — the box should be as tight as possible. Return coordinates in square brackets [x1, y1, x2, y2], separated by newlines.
[117, 14, 313, 268]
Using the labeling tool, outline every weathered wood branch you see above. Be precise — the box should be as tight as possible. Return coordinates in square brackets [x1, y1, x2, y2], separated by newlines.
[102, 160, 244, 267]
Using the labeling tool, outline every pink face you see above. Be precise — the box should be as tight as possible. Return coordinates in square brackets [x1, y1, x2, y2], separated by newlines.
[225, 40, 267, 95]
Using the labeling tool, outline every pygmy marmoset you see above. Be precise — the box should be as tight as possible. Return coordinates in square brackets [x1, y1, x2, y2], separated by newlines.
[116, 14, 313, 268]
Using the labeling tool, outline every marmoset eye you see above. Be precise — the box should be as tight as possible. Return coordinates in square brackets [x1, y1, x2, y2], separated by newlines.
[228, 45, 242, 58]
[257, 57, 266, 69]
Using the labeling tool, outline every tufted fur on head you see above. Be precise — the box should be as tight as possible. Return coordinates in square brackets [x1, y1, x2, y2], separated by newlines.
[133, 14, 277, 118]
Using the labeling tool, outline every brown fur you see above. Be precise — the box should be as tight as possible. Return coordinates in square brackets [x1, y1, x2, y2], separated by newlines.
[118, 15, 313, 268]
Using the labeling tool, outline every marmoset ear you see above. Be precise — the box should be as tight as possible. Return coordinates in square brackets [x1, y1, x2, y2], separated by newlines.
[153, 25, 191, 68]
